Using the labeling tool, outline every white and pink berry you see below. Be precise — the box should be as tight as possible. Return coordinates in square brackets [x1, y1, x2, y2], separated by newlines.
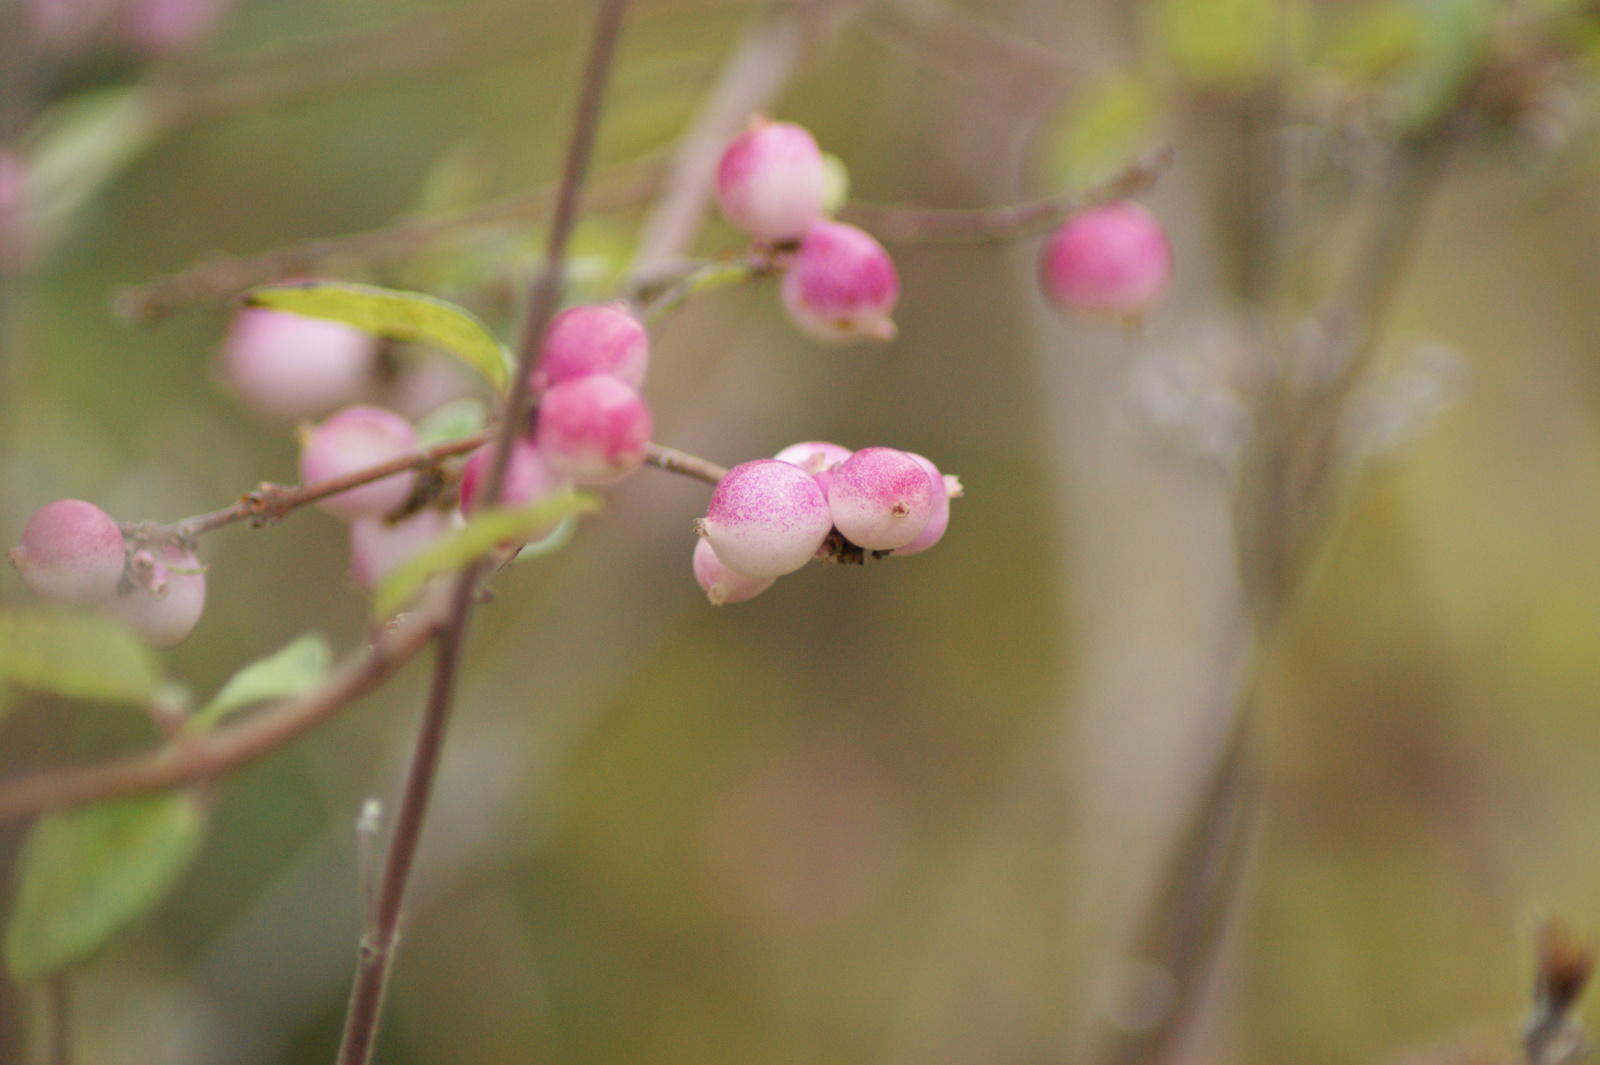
[348, 509, 450, 593]
[1038, 201, 1173, 322]
[531, 303, 650, 393]
[106, 543, 206, 649]
[299, 405, 419, 521]
[9, 500, 126, 604]
[693, 537, 775, 606]
[458, 436, 564, 515]
[535, 375, 652, 485]
[716, 118, 829, 242]
[695, 459, 833, 579]
[826, 447, 934, 552]
[890, 453, 960, 556]
[774, 440, 853, 497]
[780, 220, 900, 342]
[219, 306, 377, 420]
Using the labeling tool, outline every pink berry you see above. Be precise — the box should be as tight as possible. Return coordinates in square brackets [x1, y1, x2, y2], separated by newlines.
[535, 375, 652, 485]
[716, 118, 829, 242]
[693, 537, 775, 606]
[299, 405, 419, 521]
[890, 454, 959, 556]
[827, 448, 934, 551]
[774, 441, 853, 498]
[220, 307, 377, 420]
[458, 437, 565, 515]
[531, 303, 650, 393]
[9, 500, 126, 604]
[695, 459, 833, 579]
[121, 0, 231, 54]
[348, 509, 450, 593]
[106, 543, 205, 649]
[780, 220, 899, 342]
[1038, 201, 1173, 322]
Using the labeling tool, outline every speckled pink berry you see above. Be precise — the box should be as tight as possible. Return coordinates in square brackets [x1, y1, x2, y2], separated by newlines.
[780, 220, 899, 342]
[9, 500, 126, 604]
[1038, 201, 1173, 322]
[716, 118, 829, 242]
[695, 459, 833, 578]
[220, 306, 377, 420]
[459, 437, 565, 516]
[299, 405, 419, 521]
[531, 303, 650, 393]
[827, 447, 934, 551]
[774, 441, 853, 498]
[535, 375, 652, 485]
[106, 543, 205, 648]
[890, 454, 960, 556]
[693, 537, 775, 606]
[349, 509, 450, 593]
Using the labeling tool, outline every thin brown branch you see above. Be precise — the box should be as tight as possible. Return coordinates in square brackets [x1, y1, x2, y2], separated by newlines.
[0, 586, 454, 825]
[114, 158, 664, 326]
[839, 145, 1171, 245]
[334, 1, 632, 1061]
[645, 443, 728, 484]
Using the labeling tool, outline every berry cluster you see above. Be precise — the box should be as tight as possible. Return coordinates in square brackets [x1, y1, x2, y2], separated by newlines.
[7, 500, 205, 648]
[715, 118, 900, 343]
[691, 443, 961, 606]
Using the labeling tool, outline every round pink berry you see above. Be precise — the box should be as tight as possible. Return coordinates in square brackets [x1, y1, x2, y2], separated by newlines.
[459, 437, 565, 515]
[299, 405, 419, 521]
[780, 220, 899, 342]
[774, 441, 853, 498]
[1038, 201, 1173, 322]
[693, 537, 775, 606]
[531, 303, 650, 393]
[890, 454, 959, 556]
[716, 118, 829, 242]
[827, 447, 935, 552]
[349, 509, 450, 593]
[106, 543, 206, 649]
[220, 307, 377, 420]
[695, 459, 833, 579]
[9, 500, 126, 604]
[535, 375, 652, 485]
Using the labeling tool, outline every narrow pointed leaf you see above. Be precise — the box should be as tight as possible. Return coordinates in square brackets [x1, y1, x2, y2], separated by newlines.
[245, 282, 511, 393]
[373, 489, 600, 617]
[0, 610, 160, 705]
[4, 793, 206, 982]
[187, 633, 332, 733]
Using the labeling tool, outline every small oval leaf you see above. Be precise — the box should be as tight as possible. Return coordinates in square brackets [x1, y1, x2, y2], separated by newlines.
[0, 610, 160, 705]
[373, 489, 600, 618]
[4, 793, 206, 982]
[187, 633, 332, 733]
[245, 282, 510, 393]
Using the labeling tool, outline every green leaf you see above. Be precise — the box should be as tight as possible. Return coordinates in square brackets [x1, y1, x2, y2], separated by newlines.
[820, 153, 851, 216]
[1046, 70, 1163, 192]
[373, 489, 600, 617]
[1156, 0, 1308, 86]
[0, 610, 160, 705]
[5, 793, 206, 982]
[186, 633, 332, 733]
[1314, 3, 1423, 81]
[245, 282, 511, 394]
[415, 397, 489, 449]
[25, 87, 163, 252]
[1390, 0, 1491, 131]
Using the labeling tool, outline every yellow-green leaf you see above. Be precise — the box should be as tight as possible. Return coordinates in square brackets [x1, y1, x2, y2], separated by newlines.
[4, 793, 205, 982]
[245, 282, 510, 393]
[0, 610, 160, 705]
[415, 397, 489, 449]
[372, 489, 600, 618]
[186, 633, 332, 733]
[1046, 70, 1163, 193]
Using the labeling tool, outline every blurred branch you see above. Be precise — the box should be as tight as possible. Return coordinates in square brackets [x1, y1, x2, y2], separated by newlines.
[334, 0, 631, 1060]
[630, 0, 837, 285]
[114, 156, 664, 326]
[0, 584, 455, 825]
[857, 0, 1076, 104]
[1525, 920, 1595, 1065]
[840, 145, 1171, 244]
[646, 442, 728, 484]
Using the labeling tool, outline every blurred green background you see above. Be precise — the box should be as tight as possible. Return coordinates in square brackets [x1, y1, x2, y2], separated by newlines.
[5, 1, 1600, 1064]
